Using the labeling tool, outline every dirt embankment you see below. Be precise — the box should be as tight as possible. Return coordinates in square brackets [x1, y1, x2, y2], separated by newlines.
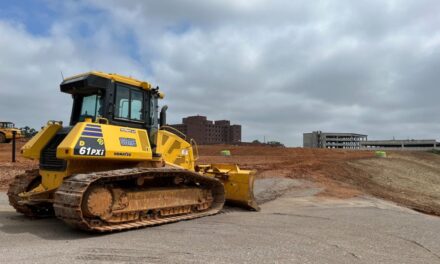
[0, 143, 439, 216]
[197, 145, 374, 198]
[343, 152, 440, 216]
[197, 145, 440, 216]
[0, 141, 37, 190]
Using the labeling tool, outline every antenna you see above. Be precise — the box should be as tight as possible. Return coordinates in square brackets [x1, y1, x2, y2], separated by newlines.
[60, 71, 65, 81]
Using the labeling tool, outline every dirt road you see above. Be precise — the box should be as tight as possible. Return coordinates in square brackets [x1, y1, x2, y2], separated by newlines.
[0, 178, 439, 264]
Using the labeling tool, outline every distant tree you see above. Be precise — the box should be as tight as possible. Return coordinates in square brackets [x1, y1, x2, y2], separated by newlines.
[252, 139, 261, 144]
[20, 126, 38, 138]
[267, 141, 285, 147]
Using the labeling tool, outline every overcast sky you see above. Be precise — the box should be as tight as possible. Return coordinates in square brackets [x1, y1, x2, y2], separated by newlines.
[1, 0, 439, 146]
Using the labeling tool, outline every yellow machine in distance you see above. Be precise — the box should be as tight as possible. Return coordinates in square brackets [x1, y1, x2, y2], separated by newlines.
[8, 71, 258, 232]
[0, 122, 23, 143]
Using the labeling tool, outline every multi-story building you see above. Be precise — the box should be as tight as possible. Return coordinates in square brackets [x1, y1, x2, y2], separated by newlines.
[360, 139, 440, 150]
[303, 131, 368, 149]
[304, 131, 440, 150]
[170, 115, 241, 145]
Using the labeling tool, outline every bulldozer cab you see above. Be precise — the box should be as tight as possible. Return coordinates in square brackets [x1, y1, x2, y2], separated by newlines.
[60, 72, 161, 143]
[0, 122, 15, 128]
[0, 121, 22, 143]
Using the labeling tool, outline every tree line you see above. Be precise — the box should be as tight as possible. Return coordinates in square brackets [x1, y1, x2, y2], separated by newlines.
[20, 126, 38, 138]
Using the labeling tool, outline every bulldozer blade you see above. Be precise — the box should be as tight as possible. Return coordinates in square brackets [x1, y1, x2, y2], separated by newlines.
[197, 164, 260, 211]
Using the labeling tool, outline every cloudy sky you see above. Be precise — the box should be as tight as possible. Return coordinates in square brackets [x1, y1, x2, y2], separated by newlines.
[0, 0, 439, 146]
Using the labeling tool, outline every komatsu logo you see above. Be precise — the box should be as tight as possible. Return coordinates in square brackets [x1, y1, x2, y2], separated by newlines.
[114, 152, 131, 157]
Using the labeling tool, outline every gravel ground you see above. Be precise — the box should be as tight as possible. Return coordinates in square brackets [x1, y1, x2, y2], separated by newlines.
[0, 178, 439, 264]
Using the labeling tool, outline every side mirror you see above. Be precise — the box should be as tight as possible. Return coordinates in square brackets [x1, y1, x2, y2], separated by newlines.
[160, 105, 168, 127]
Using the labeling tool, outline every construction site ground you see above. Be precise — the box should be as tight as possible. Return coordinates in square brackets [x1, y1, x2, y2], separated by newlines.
[197, 145, 440, 217]
[0, 143, 439, 263]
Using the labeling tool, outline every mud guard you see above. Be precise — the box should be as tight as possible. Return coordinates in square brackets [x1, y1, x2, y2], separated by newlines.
[196, 164, 260, 211]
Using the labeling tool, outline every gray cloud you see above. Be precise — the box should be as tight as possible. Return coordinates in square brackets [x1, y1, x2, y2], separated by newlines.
[1, 1, 440, 146]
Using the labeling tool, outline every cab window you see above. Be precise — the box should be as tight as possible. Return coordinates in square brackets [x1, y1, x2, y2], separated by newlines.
[115, 84, 144, 122]
[79, 94, 104, 122]
[115, 88, 130, 119]
[130, 90, 143, 121]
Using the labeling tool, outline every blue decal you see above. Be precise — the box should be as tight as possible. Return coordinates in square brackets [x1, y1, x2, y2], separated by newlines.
[119, 137, 137, 147]
[86, 124, 101, 128]
[82, 131, 103, 137]
[83, 127, 102, 132]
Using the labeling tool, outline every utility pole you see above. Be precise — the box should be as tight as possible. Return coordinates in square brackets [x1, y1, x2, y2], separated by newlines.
[12, 131, 16, 162]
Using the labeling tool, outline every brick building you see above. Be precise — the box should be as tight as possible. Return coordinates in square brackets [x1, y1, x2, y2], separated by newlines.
[170, 115, 241, 145]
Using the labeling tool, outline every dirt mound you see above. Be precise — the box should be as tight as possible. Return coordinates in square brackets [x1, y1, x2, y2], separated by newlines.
[198, 145, 440, 216]
[0, 143, 439, 216]
[342, 152, 440, 216]
[197, 145, 374, 198]
[0, 141, 37, 190]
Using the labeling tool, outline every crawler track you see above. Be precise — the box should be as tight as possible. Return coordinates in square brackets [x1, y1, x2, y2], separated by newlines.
[54, 167, 225, 232]
[7, 170, 54, 217]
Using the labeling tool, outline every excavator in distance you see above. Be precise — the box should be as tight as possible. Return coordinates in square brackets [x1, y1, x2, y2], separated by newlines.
[7, 71, 259, 232]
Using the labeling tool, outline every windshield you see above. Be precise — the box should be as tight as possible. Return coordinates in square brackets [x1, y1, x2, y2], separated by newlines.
[79, 94, 104, 122]
[0, 123, 14, 128]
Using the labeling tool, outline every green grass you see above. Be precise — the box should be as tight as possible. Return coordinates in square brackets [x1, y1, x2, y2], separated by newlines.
[427, 149, 440, 155]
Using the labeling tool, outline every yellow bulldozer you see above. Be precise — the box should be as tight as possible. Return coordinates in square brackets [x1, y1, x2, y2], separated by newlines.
[7, 71, 258, 232]
[0, 122, 23, 143]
